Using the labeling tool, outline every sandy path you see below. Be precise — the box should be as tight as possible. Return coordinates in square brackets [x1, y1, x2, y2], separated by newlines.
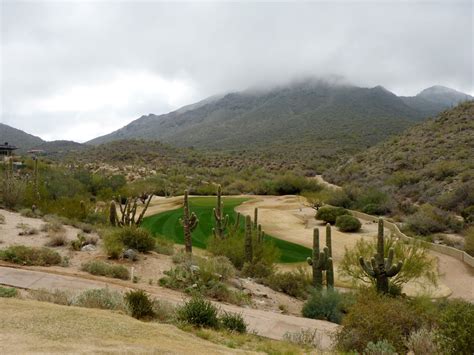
[236, 195, 471, 300]
[0, 265, 338, 349]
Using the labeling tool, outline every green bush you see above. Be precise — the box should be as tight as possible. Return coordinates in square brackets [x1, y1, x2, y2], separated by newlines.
[335, 291, 425, 353]
[406, 204, 463, 236]
[0, 286, 18, 298]
[302, 289, 348, 324]
[364, 340, 397, 355]
[118, 227, 155, 252]
[74, 288, 125, 311]
[461, 205, 474, 224]
[362, 203, 389, 215]
[220, 312, 247, 333]
[436, 299, 474, 354]
[102, 229, 124, 258]
[264, 267, 311, 299]
[177, 296, 220, 328]
[154, 235, 175, 255]
[335, 215, 361, 232]
[464, 227, 474, 256]
[0, 246, 62, 266]
[316, 206, 350, 224]
[81, 260, 130, 280]
[124, 290, 155, 319]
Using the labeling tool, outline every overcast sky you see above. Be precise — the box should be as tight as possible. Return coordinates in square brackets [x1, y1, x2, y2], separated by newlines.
[1, 0, 472, 142]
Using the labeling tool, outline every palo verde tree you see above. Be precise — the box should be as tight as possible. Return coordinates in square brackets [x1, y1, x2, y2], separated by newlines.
[359, 219, 403, 294]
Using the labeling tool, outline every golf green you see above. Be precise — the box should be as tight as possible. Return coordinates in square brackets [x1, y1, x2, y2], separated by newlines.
[141, 196, 311, 263]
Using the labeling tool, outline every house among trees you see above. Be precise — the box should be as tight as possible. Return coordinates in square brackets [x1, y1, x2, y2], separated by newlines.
[0, 142, 17, 158]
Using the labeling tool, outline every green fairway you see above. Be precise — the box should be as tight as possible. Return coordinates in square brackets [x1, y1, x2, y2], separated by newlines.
[141, 196, 311, 263]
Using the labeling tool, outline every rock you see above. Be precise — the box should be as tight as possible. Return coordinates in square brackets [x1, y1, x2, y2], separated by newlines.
[190, 265, 200, 273]
[243, 289, 252, 296]
[81, 244, 96, 252]
[124, 249, 138, 261]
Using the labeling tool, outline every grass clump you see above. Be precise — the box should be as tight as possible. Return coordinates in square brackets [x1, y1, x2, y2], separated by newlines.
[0, 286, 18, 298]
[0, 246, 62, 266]
[124, 289, 155, 319]
[0, 213, 6, 224]
[177, 296, 220, 329]
[81, 260, 129, 280]
[335, 215, 361, 232]
[302, 289, 352, 324]
[220, 312, 247, 333]
[283, 328, 322, 348]
[45, 232, 68, 247]
[264, 267, 311, 299]
[17, 223, 39, 236]
[102, 227, 155, 258]
[74, 288, 125, 311]
[29, 289, 73, 306]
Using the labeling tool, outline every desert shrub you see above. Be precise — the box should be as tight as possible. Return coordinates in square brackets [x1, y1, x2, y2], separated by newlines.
[436, 299, 474, 354]
[29, 289, 73, 305]
[0, 246, 62, 266]
[177, 296, 220, 328]
[198, 256, 236, 282]
[0, 214, 5, 224]
[464, 227, 474, 256]
[316, 206, 350, 224]
[118, 227, 155, 252]
[338, 236, 437, 291]
[406, 204, 463, 235]
[335, 291, 426, 353]
[102, 229, 125, 258]
[283, 328, 322, 348]
[362, 203, 390, 215]
[152, 299, 176, 322]
[45, 232, 68, 247]
[75, 222, 95, 234]
[17, 223, 39, 236]
[154, 235, 174, 255]
[461, 205, 474, 224]
[404, 327, 439, 355]
[70, 232, 98, 251]
[74, 288, 125, 311]
[323, 189, 352, 208]
[20, 208, 41, 218]
[364, 340, 397, 355]
[302, 289, 350, 324]
[124, 289, 155, 319]
[81, 260, 129, 280]
[0, 286, 18, 298]
[335, 215, 361, 232]
[40, 221, 65, 233]
[241, 260, 274, 279]
[264, 267, 311, 299]
[220, 312, 247, 333]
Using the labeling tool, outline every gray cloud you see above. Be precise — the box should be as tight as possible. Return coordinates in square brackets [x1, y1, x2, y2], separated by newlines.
[1, 1, 472, 141]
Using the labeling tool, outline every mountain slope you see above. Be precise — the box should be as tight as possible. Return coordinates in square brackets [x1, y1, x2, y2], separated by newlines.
[88, 81, 430, 168]
[401, 85, 473, 117]
[0, 123, 45, 150]
[324, 101, 474, 213]
[88, 81, 470, 170]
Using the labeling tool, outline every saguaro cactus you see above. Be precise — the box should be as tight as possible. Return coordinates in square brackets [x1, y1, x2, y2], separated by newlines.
[359, 218, 403, 294]
[109, 201, 118, 226]
[180, 190, 199, 254]
[244, 215, 253, 262]
[307, 226, 334, 289]
[213, 185, 229, 239]
[253, 208, 259, 230]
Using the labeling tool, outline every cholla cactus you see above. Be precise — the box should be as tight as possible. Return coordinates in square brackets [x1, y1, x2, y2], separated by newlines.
[112, 194, 153, 227]
[180, 190, 199, 254]
[212, 185, 229, 239]
[359, 218, 403, 293]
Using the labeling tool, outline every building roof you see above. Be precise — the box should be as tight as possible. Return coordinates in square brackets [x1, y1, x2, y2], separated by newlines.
[0, 142, 18, 151]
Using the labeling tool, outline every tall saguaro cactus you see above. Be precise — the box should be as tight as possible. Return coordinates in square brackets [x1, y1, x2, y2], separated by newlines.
[359, 218, 403, 294]
[253, 208, 259, 230]
[307, 226, 334, 290]
[180, 190, 199, 254]
[213, 185, 229, 239]
[244, 215, 253, 263]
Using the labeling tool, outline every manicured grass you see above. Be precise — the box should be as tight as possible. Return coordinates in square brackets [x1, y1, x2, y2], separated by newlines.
[142, 197, 311, 263]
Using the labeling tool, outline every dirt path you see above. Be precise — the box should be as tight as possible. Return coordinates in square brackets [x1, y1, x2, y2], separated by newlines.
[0, 266, 339, 349]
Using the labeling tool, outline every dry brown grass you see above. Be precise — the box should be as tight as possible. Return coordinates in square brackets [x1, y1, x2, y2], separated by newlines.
[0, 298, 249, 354]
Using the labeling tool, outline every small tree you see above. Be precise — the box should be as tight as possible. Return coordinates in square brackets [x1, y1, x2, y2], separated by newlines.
[339, 220, 437, 293]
